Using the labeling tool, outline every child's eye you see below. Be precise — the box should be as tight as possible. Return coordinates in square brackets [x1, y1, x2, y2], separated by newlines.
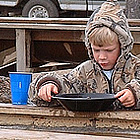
[93, 49, 100, 52]
[106, 50, 113, 52]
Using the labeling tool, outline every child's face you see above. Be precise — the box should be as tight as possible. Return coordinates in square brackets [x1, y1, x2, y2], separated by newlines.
[91, 40, 120, 70]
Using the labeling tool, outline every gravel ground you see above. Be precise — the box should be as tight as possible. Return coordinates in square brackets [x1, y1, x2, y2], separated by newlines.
[0, 76, 11, 103]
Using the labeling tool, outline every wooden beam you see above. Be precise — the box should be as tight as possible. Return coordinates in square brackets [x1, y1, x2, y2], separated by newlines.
[16, 29, 26, 71]
[16, 29, 32, 71]
[32, 30, 85, 42]
[0, 29, 15, 40]
[0, 47, 15, 66]
[131, 32, 140, 44]
[0, 17, 88, 25]
[25, 30, 31, 68]
[0, 103, 140, 138]
[0, 17, 139, 26]
[32, 29, 140, 43]
[0, 23, 86, 30]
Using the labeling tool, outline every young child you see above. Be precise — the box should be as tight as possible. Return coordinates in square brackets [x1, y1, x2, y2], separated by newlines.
[29, 0, 140, 110]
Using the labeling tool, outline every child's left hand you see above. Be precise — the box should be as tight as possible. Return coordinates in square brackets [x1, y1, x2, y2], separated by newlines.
[114, 89, 136, 107]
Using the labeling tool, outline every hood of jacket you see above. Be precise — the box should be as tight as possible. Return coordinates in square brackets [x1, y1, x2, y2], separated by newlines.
[85, 0, 134, 61]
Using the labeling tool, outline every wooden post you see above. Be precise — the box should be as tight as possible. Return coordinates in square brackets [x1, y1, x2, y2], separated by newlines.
[25, 30, 31, 68]
[16, 29, 26, 71]
[126, 0, 140, 19]
[16, 29, 31, 72]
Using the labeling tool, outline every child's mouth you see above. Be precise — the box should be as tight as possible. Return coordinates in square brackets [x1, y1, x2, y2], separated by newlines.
[100, 63, 108, 67]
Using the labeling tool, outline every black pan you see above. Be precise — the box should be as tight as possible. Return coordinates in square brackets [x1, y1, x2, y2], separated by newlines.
[52, 93, 116, 112]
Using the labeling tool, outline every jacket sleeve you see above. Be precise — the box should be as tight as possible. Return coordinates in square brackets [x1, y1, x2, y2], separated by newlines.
[28, 61, 91, 104]
[126, 61, 140, 109]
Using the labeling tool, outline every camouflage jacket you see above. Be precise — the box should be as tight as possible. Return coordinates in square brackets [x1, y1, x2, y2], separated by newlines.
[29, 53, 140, 110]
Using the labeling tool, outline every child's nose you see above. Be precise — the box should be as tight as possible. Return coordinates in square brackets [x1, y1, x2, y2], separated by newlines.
[99, 51, 107, 59]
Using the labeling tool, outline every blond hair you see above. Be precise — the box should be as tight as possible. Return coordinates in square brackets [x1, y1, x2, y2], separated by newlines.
[89, 26, 119, 46]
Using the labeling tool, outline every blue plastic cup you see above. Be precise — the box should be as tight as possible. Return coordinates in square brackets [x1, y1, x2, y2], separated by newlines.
[9, 72, 32, 105]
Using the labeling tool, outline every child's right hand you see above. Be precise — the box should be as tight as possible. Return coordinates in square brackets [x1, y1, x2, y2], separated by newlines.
[38, 83, 58, 102]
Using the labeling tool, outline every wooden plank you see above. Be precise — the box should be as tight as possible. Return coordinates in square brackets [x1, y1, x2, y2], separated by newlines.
[0, 17, 88, 25]
[0, 103, 140, 138]
[25, 30, 31, 68]
[0, 61, 16, 70]
[0, 29, 15, 40]
[0, 17, 139, 26]
[132, 44, 140, 55]
[32, 28, 140, 43]
[0, 25, 138, 44]
[0, 23, 139, 31]
[131, 32, 140, 44]
[0, 23, 86, 30]
[1, 103, 140, 121]
[130, 27, 140, 31]
[32, 30, 85, 42]
[16, 29, 26, 71]
[0, 128, 134, 140]
[128, 19, 140, 26]
[0, 47, 15, 66]
[2, 47, 16, 66]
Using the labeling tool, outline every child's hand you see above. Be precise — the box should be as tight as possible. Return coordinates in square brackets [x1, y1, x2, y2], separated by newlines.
[38, 83, 58, 102]
[114, 89, 136, 107]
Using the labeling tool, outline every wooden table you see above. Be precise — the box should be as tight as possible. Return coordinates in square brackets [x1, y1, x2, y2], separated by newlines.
[0, 129, 135, 140]
[0, 128, 134, 140]
[0, 103, 140, 138]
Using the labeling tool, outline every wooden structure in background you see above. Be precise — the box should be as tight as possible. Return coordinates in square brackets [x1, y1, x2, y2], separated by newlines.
[0, 17, 140, 73]
[126, 0, 140, 19]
